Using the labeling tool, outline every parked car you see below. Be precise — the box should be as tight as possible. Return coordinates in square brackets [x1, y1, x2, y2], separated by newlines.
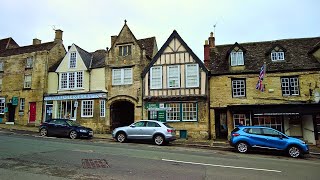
[112, 120, 176, 146]
[39, 119, 93, 139]
[230, 126, 309, 158]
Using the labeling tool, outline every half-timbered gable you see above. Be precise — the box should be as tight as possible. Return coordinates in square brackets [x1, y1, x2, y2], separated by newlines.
[142, 30, 210, 139]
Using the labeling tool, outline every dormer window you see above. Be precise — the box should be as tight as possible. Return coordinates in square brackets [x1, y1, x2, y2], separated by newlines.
[26, 57, 33, 69]
[230, 50, 244, 66]
[69, 52, 77, 68]
[271, 51, 285, 61]
[119, 45, 132, 56]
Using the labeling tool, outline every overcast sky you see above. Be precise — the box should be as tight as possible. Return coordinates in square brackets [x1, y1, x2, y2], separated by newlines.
[1, 0, 319, 59]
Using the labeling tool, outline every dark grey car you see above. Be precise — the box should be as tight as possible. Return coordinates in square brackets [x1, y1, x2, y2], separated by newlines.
[112, 120, 176, 146]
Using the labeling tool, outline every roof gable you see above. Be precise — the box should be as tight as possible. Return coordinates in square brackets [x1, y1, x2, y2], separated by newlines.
[226, 42, 246, 55]
[142, 30, 208, 77]
[0, 37, 19, 52]
[265, 44, 287, 55]
[109, 22, 140, 52]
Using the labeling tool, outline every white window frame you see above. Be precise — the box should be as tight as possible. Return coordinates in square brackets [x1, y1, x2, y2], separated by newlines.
[281, 77, 299, 96]
[0, 62, 3, 71]
[150, 66, 162, 89]
[26, 57, 33, 68]
[186, 64, 199, 88]
[167, 65, 180, 88]
[100, 100, 105, 117]
[233, 114, 246, 127]
[19, 98, 25, 111]
[230, 51, 244, 66]
[0, 98, 5, 114]
[59, 71, 83, 90]
[119, 45, 132, 56]
[232, 79, 246, 97]
[112, 68, 132, 85]
[24, 75, 32, 88]
[69, 52, 77, 68]
[166, 103, 180, 122]
[271, 52, 285, 61]
[81, 100, 94, 117]
[182, 103, 197, 122]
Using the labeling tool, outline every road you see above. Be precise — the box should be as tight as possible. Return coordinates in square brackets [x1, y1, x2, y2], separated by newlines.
[0, 130, 319, 180]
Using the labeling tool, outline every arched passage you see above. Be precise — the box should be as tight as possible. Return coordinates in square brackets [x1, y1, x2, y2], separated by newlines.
[110, 100, 134, 129]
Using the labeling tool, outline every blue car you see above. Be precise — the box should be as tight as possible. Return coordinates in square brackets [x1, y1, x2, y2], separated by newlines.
[230, 126, 309, 158]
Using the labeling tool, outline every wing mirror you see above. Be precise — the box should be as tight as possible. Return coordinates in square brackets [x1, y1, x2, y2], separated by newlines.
[130, 124, 136, 128]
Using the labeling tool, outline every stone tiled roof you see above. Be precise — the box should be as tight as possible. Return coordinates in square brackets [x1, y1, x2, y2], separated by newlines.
[0, 37, 19, 52]
[91, 49, 106, 68]
[0, 41, 56, 57]
[209, 37, 320, 75]
[75, 44, 92, 69]
[138, 37, 156, 58]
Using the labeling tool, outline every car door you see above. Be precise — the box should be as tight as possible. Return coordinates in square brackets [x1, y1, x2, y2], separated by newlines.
[144, 121, 161, 139]
[262, 128, 287, 150]
[47, 120, 58, 135]
[126, 121, 146, 139]
[245, 128, 265, 147]
[55, 120, 70, 136]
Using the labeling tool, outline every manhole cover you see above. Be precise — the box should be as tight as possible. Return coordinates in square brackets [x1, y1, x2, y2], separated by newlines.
[82, 159, 110, 169]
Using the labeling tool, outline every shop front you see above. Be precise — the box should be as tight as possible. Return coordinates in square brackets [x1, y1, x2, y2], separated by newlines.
[227, 103, 320, 145]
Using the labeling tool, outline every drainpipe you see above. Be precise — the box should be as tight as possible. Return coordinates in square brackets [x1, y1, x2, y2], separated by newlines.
[207, 73, 211, 139]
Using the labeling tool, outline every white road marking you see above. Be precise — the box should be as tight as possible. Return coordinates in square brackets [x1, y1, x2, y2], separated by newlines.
[162, 159, 282, 173]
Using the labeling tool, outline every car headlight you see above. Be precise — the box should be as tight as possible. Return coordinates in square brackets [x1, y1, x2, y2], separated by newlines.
[79, 129, 87, 133]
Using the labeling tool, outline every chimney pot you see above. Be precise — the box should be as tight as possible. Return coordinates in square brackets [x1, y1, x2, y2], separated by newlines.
[209, 32, 215, 48]
[54, 29, 63, 43]
[33, 38, 41, 45]
[205, 40, 209, 45]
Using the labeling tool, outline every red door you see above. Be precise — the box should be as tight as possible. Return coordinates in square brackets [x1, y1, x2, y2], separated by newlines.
[29, 102, 36, 123]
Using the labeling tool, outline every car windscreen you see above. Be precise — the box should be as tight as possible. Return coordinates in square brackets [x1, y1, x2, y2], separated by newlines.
[66, 120, 80, 126]
[163, 123, 173, 128]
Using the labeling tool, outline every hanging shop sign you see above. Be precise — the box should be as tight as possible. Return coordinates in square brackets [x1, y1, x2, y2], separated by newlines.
[12, 97, 18, 106]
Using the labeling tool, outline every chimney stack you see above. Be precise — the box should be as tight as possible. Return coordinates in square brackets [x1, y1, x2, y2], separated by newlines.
[111, 36, 117, 46]
[33, 38, 41, 45]
[209, 32, 215, 47]
[204, 40, 210, 68]
[54, 29, 63, 43]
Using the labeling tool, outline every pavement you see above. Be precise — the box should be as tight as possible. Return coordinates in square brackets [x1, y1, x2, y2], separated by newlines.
[1, 123, 320, 156]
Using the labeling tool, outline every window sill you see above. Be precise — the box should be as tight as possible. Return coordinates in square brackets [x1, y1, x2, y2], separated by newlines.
[58, 88, 85, 91]
[25, 67, 33, 69]
[81, 116, 93, 118]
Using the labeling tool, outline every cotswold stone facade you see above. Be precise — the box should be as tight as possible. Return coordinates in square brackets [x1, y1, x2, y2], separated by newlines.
[105, 21, 157, 131]
[0, 30, 66, 125]
[206, 34, 320, 144]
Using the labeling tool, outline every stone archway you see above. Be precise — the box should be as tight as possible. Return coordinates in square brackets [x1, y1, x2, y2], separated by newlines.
[110, 100, 134, 129]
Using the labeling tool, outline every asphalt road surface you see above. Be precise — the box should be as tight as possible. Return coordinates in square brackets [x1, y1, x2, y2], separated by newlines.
[0, 130, 319, 180]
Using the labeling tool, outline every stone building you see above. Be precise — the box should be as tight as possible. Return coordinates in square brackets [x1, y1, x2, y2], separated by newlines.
[105, 21, 157, 130]
[0, 30, 66, 125]
[44, 44, 107, 132]
[142, 30, 210, 139]
[205, 33, 320, 145]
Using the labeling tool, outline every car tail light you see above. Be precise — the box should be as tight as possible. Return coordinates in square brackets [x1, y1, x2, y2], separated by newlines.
[232, 133, 240, 137]
[167, 129, 174, 133]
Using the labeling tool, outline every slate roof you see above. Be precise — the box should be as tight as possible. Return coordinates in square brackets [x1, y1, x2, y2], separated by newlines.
[209, 37, 320, 75]
[0, 37, 19, 52]
[75, 44, 92, 69]
[142, 30, 209, 78]
[90, 49, 106, 68]
[0, 41, 57, 57]
[137, 37, 156, 58]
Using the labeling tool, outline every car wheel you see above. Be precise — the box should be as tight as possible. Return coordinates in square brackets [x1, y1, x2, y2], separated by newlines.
[40, 128, 48, 137]
[154, 135, 165, 146]
[69, 131, 78, 139]
[116, 132, 126, 143]
[288, 145, 301, 158]
[236, 142, 249, 153]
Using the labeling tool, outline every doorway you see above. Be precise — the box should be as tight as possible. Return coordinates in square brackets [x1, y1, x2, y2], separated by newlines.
[215, 110, 228, 139]
[110, 100, 134, 130]
[7, 103, 16, 122]
[29, 102, 36, 123]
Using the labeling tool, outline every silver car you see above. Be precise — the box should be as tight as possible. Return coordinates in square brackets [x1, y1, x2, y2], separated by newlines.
[112, 120, 176, 146]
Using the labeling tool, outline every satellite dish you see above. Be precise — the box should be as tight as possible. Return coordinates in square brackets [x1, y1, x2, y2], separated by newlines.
[314, 90, 320, 103]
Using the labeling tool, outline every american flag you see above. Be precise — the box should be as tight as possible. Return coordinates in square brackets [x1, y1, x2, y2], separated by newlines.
[256, 63, 266, 91]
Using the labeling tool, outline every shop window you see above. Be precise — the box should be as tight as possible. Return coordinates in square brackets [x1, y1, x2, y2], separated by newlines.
[149, 111, 158, 120]
[100, 100, 105, 117]
[233, 114, 247, 127]
[166, 103, 197, 122]
[57, 100, 77, 120]
[253, 116, 283, 132]
[81, 100, 93, 117]
[166, 103, 180, 122]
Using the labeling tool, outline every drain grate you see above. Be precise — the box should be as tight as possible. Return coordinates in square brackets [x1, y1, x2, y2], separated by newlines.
[82, 159, 110, 169]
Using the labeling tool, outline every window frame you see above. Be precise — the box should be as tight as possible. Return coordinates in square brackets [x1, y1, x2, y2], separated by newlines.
[150, 66, 163, 89]
[69, 52, 77, 68]
[166, 102, 198, 122]
[167, 65, 180, 88]
[24, 75, 32, 89]
[100, 100, 105, 117]
[185, 64, 199, 88]
[119, 45, 132, 56]
[0, 61, 3, 72]
[230, 51, 244, 66]
[26, 57, 33, 69]
[232, 79, 246, 97]
[81, 100, 94, 117]
[112, 68, 133, 85]
[281, 76, 300, 96]
[0, 98, 5, 114]
[271, 51, 285, 61]
[19, 98, 25, 111]
[59, 71, 83, 90]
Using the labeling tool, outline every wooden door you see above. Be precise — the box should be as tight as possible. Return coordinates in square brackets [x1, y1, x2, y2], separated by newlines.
[29, 102, 36, 123]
